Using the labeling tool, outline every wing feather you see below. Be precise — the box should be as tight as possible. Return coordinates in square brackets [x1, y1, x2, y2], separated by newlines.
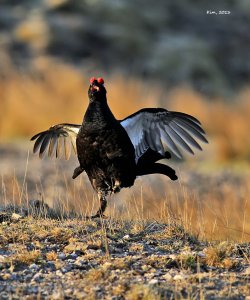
[56, 136, 63, 159]
[159, 125, 183, 159]
[48, 134, 58, 157]
[120, 108, 208, 161]
[39, 134, 51, 158]
[175, 119, 208, 143]
[171, 121, 202, 151]
[33, 134, 46, 154]
[165, 124, 194, 155]
[31, 124, 81, 159]
[173, 114, 206, 135]
[172, 112, 202, 126]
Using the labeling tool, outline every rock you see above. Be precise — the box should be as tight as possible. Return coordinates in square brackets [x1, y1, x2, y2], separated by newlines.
[148, 279, 159, 285]
[0, 255, 6, 263]
[51, 291, 64, 300]
[66, 253, 78, 260]
[56, 270, 63, 276]
[61, 264, 73, 273]
[32, 273, 43, 282]
[10, 274, 17, 280]
[197, 252, 206, 258]
[29, 263, 39, 271]
[244, 267, 250, 275]
[173, 274, 186, 281]
[46, 262, 56, 271]
[73, 290, 87, 298]
[11, 213, 22, 221]
[162, 273, 172, 280]
[58, 253, 66, 260]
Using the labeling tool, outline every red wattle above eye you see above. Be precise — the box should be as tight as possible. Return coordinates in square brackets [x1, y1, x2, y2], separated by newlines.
[90, 77, 97, 84]
[97, 77, 104, 84]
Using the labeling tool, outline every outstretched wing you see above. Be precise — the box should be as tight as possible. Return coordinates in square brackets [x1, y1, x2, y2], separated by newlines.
[120, 108, 208, 162]
[30, 123, 81, 159]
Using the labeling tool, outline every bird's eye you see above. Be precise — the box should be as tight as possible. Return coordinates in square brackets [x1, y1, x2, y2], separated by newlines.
[90, 77, 97, 84]
[97, 77, 104, 84]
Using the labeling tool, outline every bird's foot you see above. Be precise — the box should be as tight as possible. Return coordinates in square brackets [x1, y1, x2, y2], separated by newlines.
[112, 180, 121, 193]
[91, 213, 108, 219]
[84, 213, 108, 219]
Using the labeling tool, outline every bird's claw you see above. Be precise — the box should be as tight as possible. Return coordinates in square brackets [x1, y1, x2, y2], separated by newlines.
[91, 213, 108, 219]
[85, 213, 108, 220]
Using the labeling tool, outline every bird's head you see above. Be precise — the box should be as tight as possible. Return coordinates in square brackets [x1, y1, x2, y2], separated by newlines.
[88, 77, 106, 102]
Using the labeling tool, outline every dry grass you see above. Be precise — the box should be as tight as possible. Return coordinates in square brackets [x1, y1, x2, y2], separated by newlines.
[8, 249, 41, 266]
[0, 164, 249, 242]
[126, 284, 160, 300]
[204, 243, 233, 268]
[46, 251, 58, 261]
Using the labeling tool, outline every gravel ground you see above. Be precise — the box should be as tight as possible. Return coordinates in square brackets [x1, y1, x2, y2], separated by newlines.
[0, 142, 249, 299]
[0, 216, 249, 299]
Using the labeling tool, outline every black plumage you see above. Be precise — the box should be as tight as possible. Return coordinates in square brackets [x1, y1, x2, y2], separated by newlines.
[31, 77, 208, 218]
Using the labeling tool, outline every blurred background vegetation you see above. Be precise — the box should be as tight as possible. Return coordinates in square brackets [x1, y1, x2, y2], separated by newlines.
[0, 0, 250, 163]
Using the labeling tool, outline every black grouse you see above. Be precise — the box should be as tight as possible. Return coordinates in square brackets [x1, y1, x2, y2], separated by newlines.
[31, 77, 208, 218]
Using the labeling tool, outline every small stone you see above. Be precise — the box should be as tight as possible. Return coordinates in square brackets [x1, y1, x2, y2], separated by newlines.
[32, 273, 43, 282]
[62, 264, 73, 273]
[1, 273, 11, 280]
[197, 252, 206, 258]
[56, 270, 63, 276]
[67, 253, 78, 260]
[64, 288, 73, 295]
[73, 290, 87, 298]
[30, 286, 39, 294]
[102, 262, 112, 270]
[173, 274, 185, 281]
[51, 291, 63, 300]
[66, 259, 76, 264]
[74, 259, 86, 268]
[162, 273, 172, 280]
[74, 250, 84, 256]
[148, 279, 158, 285]
[11, 213, 22, 220]
[10, 273, 17, 280]
[86, 249, 97, 254]
[123, 235, 130, 240]
[169, 254, 177, 260]
[244, 267, 250, 274]
[0, 255, 6, 263]
[29, 263, 39, 270]
[25, 274, 33, 282]
[58, 253, 66, 260]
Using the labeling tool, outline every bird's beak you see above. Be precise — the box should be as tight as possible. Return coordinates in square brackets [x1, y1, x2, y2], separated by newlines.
[91, 84, 100, 93]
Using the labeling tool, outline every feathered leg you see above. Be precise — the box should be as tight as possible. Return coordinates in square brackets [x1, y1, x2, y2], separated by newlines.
[136, 162, 178, 180]
[91, 191, 107, 219]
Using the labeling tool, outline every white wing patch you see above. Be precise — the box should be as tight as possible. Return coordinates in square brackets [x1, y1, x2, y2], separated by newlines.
[120, 108, 208, 161]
